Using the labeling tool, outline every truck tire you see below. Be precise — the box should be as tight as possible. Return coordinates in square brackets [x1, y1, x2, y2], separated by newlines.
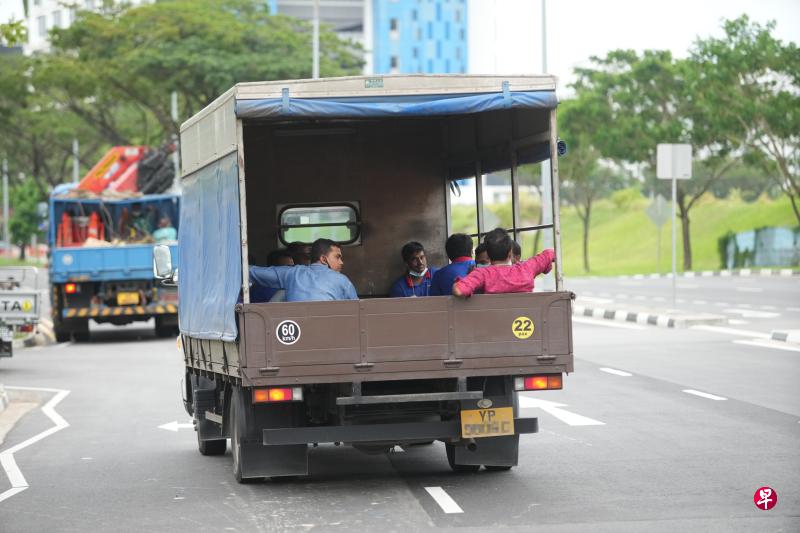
[54, 327, 71, 343]
[445, 443, 480, 473]
[231, 388, 263, 484]
[197, 432, 226, 456]
[72, 320, 90, 342]
[484, 465, 513, 472]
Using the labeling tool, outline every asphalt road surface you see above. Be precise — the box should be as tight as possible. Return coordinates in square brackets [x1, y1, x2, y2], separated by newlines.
[0, 278, 798, 532]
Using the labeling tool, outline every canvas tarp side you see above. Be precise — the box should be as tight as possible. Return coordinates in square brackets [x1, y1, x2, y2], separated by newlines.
[235, 90, 558, 119]
[178, 152, 241, 341]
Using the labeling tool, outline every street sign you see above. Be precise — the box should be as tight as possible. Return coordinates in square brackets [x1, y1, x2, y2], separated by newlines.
[645, 194, 670, 227]
[657, 144, 692, 180]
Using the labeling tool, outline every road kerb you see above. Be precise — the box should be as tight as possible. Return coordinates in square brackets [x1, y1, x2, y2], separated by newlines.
[770, 329, 800, 344]
[0, 385, 7, 414]
[573, 304, 727, 329]
[614, 268, 798, 280]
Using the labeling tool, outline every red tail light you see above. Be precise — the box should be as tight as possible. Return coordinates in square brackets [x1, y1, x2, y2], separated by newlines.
[514, 374, 563, 391]
[64, 283, 77, 294]
[19, 324, 34, 333]
[252, 387, 303, 403]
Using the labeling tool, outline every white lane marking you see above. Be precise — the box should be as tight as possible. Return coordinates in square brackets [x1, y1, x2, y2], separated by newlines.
[0, 387, 70, 504]
[787, 307, 800, 312]
[736, 287, 763, 293]
[734, 339, 800, 353]
[578, 296, 613, 305]
[424, 487, 464, 514]
[682, 389, 727, 401]
[760, 305, 777, 310]
[691, 325, 771, 339]
[614, 293, 629, 299]
[518, 396, 605, 426]
[158, 421, 194, 432]
[634, 295, 646, 300]
[599, 367, 633, 377]
[692, 300, 707, 305]
[391, 445, 405, 453]
[653, 296, 665, 302]
[55, 342, 72, 349]
[572, 317, 645, 330]
[723, 309, 779, 319]
[728, 319, 749, 325]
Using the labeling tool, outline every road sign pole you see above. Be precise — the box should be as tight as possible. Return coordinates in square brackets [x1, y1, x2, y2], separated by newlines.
[671, 176, 677, 306]
[2, 158, 8, 256]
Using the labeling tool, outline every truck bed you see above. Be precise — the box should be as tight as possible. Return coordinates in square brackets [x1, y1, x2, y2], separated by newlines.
[51, 243, 178, 282]
[231, 292, 573, 386]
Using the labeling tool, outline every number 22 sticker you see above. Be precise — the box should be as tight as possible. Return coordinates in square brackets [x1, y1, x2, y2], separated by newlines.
[512, 316, 534, 339]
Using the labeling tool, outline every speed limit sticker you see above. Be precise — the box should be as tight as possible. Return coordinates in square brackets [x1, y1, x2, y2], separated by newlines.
[275, 320, 301, 345]
[512, 316, 534, 339]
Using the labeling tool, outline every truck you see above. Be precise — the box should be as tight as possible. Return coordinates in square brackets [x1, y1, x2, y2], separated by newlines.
[49, 186, 180, 341]
[155, 74, 574, 482]
[0, 267, 41, 358]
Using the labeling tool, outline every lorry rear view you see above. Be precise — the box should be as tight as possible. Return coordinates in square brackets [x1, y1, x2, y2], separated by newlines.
[160, 75, 573, 482]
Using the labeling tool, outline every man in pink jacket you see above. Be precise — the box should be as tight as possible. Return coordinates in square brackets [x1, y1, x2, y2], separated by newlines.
[452, 228, 554, 297]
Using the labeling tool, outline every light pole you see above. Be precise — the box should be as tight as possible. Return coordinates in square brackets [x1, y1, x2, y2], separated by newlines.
[2, 158, 8, 255]
[312, 0, 320, 79]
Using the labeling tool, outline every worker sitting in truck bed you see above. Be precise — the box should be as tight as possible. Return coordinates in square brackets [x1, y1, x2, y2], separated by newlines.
[430, 233, 475, 296]
[249, 238, 357, 302]
[452, 228, 554, 298]
[390, 241, 438, 297]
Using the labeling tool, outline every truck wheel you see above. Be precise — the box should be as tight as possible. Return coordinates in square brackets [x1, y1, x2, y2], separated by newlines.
[231, 388, 263, 484]
[445, 443, 480, 473]
[484, 465, 513, 472]
[155, 316, 178, 338]
[54, 328, 71, 343]
[71, 319, 90, 342]
[197, 432, 226, 456]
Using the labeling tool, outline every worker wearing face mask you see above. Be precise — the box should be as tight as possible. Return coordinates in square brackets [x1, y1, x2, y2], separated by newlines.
[389, 241, 438, 297]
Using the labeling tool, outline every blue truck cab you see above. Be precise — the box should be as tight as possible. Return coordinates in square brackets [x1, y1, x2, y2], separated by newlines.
[48, 184, 180, 341]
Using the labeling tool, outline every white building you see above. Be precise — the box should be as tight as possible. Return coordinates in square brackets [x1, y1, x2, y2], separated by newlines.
[21, 0, 152, 54]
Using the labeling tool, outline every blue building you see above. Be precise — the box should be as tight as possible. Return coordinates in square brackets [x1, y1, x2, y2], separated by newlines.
[268, 0, 468, 75]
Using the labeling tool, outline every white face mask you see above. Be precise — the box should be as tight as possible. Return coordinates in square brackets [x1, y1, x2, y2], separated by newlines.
[476, 264, 490, 268]
[408, 268, 428, 278]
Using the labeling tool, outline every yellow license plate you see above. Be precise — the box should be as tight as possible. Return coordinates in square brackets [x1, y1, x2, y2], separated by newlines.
[117, 292, 140, 306]
[460, 407, 515, 438]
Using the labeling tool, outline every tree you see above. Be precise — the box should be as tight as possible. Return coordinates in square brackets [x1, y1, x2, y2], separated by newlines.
[0, 19, 26, 47]
[558, 96, 627, 272]
[9, 179, 43, 261]
[41, 0, 363, 145]
[690, 16, 800, 224]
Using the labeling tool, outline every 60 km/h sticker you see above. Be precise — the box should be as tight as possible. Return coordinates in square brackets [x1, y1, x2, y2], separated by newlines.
[512, 316, 534, 339]
[276, 320, 301, 345]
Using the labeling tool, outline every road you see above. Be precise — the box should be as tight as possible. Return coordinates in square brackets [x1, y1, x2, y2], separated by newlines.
[0, 276, 798, 532]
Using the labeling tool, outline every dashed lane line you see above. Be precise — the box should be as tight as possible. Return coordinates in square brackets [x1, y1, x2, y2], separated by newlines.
[0, 387, 70, 504]
[572, 316, 645, 330]
[683, 389, 727, 401]
[424, 487, 464, 514]
[599, 367, 633, 377]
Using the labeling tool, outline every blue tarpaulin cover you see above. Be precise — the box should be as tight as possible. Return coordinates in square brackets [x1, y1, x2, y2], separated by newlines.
[178, 152, 241, 341]
[235, 90, 558, 119]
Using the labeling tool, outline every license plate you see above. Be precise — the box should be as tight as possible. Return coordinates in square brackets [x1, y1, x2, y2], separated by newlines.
[460, 407, 515, 438]
[117, 292, 140, 305]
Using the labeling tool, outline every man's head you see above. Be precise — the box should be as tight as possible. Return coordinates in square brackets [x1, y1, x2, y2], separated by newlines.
[158, 216, 172, 229]
[287, 241, 311, 266]
[267, 249, 294, 267]
[474, 243, 490, 266]
[311, 238, 344, 272]
[484, 228, 513, 262]
[512, 241, 522, 264]
[445, 233, 473, 261]
[401, 241, 427, 275]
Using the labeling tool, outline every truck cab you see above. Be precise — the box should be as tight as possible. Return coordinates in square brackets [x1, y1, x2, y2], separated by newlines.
[162, 74, 573, 482]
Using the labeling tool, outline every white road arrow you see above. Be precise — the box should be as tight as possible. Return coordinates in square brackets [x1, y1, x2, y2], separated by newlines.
[518, 396, 605, 426]
[158, 421, 194, 432]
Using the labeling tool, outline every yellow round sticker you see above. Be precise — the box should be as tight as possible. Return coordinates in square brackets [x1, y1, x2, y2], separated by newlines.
[21, 300, 33, 312]
[512, 316, 534, 339]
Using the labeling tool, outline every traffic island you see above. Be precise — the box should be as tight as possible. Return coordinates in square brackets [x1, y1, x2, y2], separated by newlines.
[573, 301, 728, 329]
[770, 330, 800, 344]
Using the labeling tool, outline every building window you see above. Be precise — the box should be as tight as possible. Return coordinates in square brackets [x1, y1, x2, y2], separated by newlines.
[455, 47, 461, 60]
[445, 21, 450, 39]
[390, 18, 398, 31]
[34, 0, 42, 6]
[427, 22, 432, 39]
[454, 9, 461, 23]
[417, 28, 422, 40]
[427, 59, 433, 73]
[52, 10, 62, 28]
[279, 204, 360, 246]
[460, 28, 465, 40]
[436, 3, 442, 20]
[413, 48, 418, 59]
[37, 16, 46, 37]
[412, 9, 417, 21]
[436, 40, 441, 59]
[390, 56, 399, 69]
[85, 0, 95, 9]
[446, 59, 451, 73]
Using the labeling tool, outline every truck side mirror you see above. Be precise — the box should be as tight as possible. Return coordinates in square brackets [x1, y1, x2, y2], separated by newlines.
[153, 244, 174, 279]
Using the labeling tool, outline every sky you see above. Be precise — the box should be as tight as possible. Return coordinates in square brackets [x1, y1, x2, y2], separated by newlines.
[468, 0, 800, 94]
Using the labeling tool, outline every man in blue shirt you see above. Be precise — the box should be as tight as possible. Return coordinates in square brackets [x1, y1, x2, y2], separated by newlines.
[390, 241, 437, 297]
[249, 238, 358, 302]
[430, 233, 475, 296]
